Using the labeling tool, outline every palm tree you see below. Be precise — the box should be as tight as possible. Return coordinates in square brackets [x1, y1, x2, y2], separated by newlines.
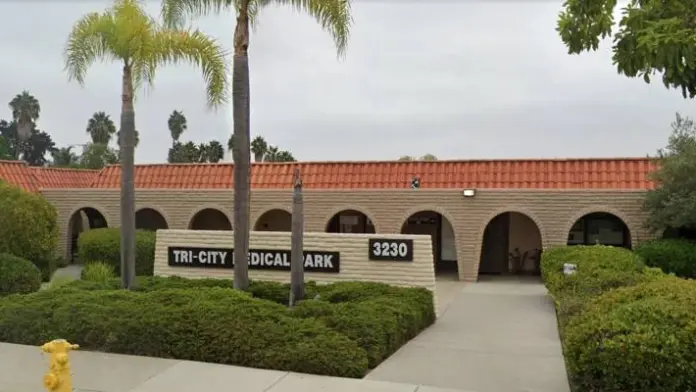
[289, 167, 304, 306]
[65, 0, 228, 289]
[265, 145, 280, 162]
[275, 150, 296, 162]
[227, 134, 236, 161]
[197, 142, 209, 162]
[168, 110, 187, 146]
[207, 140, 224, 162]
[86, 112, 117, 144]
[9, 91, 40, 142]
[161, 0, 352, 291]
[250, 135, 267, 162]
[51, 147, 80, 167]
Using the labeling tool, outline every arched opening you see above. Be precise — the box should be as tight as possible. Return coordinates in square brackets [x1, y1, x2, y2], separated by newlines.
[567, 212, 631, 248]
[67, 207, 108, 263]
[254, 209, 292, 231]
[326, 209, 376, 234]
[188, 208, 232, 230]
[400, 211, 458, 276]
[479, 212, 543, 276]
[135, 208, 168, 231]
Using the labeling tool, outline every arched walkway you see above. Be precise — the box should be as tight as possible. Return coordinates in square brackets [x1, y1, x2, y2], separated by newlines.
[325, 209, 376, 234]
[67, 207, 108, 263]
[255, 209, 292, 231]
[188, 208, 232, 230]
[479, 212, 543, 276]
[401, 210, 458, 276]
[567, 212, 631, 248]
[135, 208, 168, 231]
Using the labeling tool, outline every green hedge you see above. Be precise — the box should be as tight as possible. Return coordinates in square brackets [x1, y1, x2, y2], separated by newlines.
[0, 182, 59, 281]
[56, 277, 435, 371]
[0, 253, 42, 296]
[77, 228, 156, 276]
[540, 245, 659, 323]
[0, 287, 368, 377]
[563, 277, 696, 392]
[635, 238, 696, 278]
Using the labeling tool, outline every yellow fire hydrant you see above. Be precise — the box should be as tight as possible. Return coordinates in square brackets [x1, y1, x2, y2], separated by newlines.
[41, 339, 79, 392]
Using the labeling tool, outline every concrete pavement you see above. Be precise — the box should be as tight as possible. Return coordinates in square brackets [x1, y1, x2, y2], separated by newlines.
[0, 342, 473, 392]
[366, 276, 571, 392]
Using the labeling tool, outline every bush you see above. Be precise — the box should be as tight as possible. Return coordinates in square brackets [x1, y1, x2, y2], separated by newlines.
[0, 253, 42, 296]
[0, 182, 59, 279]
[78, 228, 156, 277]
[58, 276, 436, 369]
[563, 277, 696, 392]
[541, 245, 667, 324]
[81, 262, 116, 282]
[635, 238, 696, 278]
[0, 287, 369, 377]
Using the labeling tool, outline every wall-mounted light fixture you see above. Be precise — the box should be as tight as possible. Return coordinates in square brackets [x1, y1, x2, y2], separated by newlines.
[462, 189, 476, 197]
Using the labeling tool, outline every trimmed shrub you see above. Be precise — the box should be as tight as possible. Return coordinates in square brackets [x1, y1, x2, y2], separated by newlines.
[0, 182, 59, 280]
[81, 262, 116, 282]
[563, 277, 696, 392]
[635, 238, 696, 278]
[0, 287, 369, 377]
[78, 228, 156, 277]
[541, 245, 661, 323]
[0, 253, 42, 296]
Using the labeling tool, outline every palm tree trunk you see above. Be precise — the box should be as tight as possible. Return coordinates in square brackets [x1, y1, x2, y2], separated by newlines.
[289, 168, 304, 306]
[119, 64, 137, 290]
[232, 0, 251, 290]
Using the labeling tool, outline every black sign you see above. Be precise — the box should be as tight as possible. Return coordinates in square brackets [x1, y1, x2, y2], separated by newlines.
[368, 239, 414, 262]
[167, 247, 340, 273]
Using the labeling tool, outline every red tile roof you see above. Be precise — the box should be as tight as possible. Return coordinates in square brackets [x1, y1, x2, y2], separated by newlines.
[30, 167, 99, 189]
[89, 158, 658, 190]
[0, 160, 39, 192]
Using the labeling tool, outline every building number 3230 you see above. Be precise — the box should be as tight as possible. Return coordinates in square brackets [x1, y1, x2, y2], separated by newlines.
[368, 239, 413, 261]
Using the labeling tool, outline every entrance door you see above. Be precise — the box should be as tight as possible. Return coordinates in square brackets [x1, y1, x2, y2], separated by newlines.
[479, 214, 510, 274]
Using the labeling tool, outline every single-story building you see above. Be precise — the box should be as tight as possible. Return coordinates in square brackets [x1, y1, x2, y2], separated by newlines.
[0, 157, 658, 282]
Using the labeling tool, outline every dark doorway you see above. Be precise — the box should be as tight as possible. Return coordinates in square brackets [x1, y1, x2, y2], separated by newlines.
[255, 209, 292, 231]
[135, 208, 168, 231]
[68, 207, 108, 263]
[326, 209, 376, 233]
[401, 210, 458, 276]
[189, 208, 232, 230]
[479, 212, 543, 276]
[479, 213, 510, 275]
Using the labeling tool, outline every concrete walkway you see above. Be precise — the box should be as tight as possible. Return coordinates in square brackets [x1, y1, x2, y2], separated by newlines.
[367, 277, 571, 392]
[0, 342, 472, 392]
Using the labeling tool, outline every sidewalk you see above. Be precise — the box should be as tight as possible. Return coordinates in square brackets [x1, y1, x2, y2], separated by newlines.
[0, 342, 474, 392]
[366, 277, 571, 392]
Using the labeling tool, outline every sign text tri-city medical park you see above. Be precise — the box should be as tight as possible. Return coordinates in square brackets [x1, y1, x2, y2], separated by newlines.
[167, 246, 340, 273]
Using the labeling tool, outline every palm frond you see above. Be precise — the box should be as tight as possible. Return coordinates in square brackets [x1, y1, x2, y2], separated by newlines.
[161, 0, 265, 30]
[64, 12, 118, 85]
[150, 28, 230, 107]
[273, 0, 351, 57]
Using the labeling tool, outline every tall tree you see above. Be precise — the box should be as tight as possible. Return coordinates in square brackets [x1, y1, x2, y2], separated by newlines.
[227, 134, 235, 161]
[0, 120, 18, 159]
[64, 0, 228, 289]
[168, 110, 187, 145]
[0, 136, 11, 160]
[162, 0, 352, 291]
[250, 135, 267, 162]
[289, 167, 304, 306]
[81, 143, 119, 169]
[86, 112, 117, 144]
[264, 145, 280, 162]
[17, 126, 56, 166]
[644, 113, 696, 233]
[557, 0, 696, 98]
[207, 140, 225, 163]
[9, 91, 40, 142]
[51, 147, 81, 167]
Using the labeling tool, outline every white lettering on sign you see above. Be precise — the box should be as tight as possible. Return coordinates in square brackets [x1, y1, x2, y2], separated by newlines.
[372, 241, 408, 258]
[168, 247, 340, 272]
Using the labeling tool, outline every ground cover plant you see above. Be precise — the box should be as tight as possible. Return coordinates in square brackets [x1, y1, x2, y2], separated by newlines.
[541, 244, 696, 392]
[0, 276, 435, 377]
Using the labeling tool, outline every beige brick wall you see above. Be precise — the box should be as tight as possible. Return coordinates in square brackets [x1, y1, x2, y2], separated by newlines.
[154, 230, 436, 292]
[40, 187, 652, 282]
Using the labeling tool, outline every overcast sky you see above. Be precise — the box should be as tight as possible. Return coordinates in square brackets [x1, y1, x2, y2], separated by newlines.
[1, 1, 693, 163]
